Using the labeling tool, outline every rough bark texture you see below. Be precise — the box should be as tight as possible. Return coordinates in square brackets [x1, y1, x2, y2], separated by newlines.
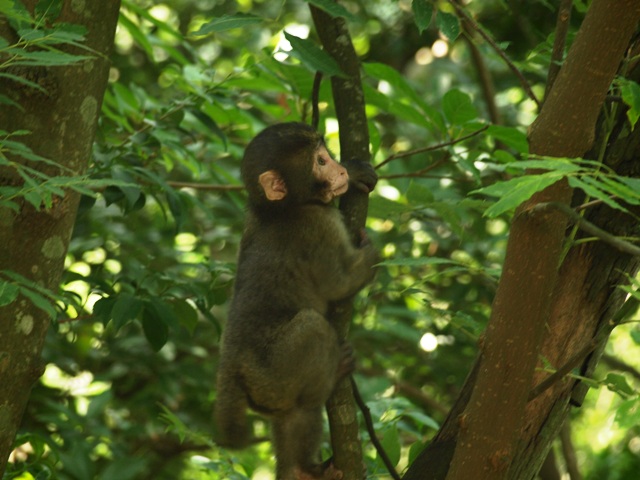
[405, 1, 640, 479]
[0, 1, 121, 475]
[310, 6, 371, 480]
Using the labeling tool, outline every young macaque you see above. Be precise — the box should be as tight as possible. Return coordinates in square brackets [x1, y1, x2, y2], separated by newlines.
[215, 122, 378, 480]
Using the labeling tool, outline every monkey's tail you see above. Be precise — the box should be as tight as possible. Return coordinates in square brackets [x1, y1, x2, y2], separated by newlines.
[215, 369, 253, 449]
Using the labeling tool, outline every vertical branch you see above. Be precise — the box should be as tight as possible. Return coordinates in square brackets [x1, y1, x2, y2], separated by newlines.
[544, 0, 573, 99]
[310, 6, 370, 480]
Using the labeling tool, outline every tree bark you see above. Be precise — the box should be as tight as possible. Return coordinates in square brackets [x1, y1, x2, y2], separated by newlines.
[310, 6, 370, 480]
[405, 1, 640, 479]
[0, 1, 121, 475]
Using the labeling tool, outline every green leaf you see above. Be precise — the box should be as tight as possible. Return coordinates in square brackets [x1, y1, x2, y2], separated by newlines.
[364, 62, 425, 107]
[406, 181, 434, 204]
[604, 373, 635, 398]
[171, 299, 199, 334]
[19, 287, 57, 317]
[35, 0, 62, 21]
[0, 279, 20, 306]
[380, 257, 458, 267]
[412, 0, 433, 34]
[443, 89, 477, 125]
[368, 195, 412, 219]
[92, 297, 115, 325]
[474, 174, 562, 218]
[283, 32, 344, 77]
[142, 302, 171, 351]
[0, 72, 49, 92]
[615, 397, 640, 428]
[505, 158, 582, 173]
[192, 13, 262, 36]
[436, 10, 460, 41]
[487, 125, 529, 154]
[9, 50, 91, 66]
[568, 177, 627, 212]
[118, 11, 155, 60]
[595, 175, 640, 206]
[619, 78, 640, 129]
[3, 0, 32, 31]
[380, 424, 401, 467]
[304, 0, 357, 21]
[111, 293, 143, 330]
[403, 410, 440, 430]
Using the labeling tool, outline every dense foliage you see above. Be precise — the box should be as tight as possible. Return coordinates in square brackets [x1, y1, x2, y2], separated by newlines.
[2, 0, 640, 479]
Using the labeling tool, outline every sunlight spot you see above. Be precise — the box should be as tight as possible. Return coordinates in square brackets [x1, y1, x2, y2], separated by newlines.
[415, 46, 433, 65]
[378, 184, 400, 200]
[420, 332, 438, 352]
[431, 39, 449, 58]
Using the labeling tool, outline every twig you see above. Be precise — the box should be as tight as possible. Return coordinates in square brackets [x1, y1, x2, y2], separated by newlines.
[166, 181, 243, 191]
[350, 377, 401, 480]
[529, 201, 640, 257]
[560, 423, 583, 480]
[528, 339, 599, 401]
[454, 0, 500, 124]
[374, 125, 488, 170]
[545, 0, 573, 99]
[311, 71, 323, 131]
[447, 0, 541, 108]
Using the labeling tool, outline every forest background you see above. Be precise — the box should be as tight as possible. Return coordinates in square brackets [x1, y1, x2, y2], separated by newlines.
[1, 0, 640, 479]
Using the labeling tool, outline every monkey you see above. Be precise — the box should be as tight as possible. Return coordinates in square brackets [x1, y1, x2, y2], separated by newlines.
[215, 122, 378, 480]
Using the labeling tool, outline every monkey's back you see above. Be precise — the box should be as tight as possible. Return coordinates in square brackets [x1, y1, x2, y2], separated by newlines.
[228, 204, 348, 333]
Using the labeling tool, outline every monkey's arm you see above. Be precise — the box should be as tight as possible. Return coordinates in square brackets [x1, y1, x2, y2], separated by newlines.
[307, 211, 378, 301]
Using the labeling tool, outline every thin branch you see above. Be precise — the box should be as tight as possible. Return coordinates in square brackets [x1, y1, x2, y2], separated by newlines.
[374, 125, 488, 170]
[545, 0, 573, 99]
[528, 201, 640, 257]
[166, 181, 243, 191]
[311, 71, 323, 130]
[560, 423, 583, 480]
[528, 339, 598, 401]
[601, 354, 640, 381]
[454, 0, 500, 124]
[351, 377, 401, 480]
[447, 0, 541, 108]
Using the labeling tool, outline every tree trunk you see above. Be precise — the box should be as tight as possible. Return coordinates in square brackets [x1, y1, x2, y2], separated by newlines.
[405, 1, 640, 478]
[0, 1, 121, 475]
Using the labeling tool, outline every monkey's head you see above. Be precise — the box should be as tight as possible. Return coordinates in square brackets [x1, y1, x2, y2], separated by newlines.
[241, 122, 349, 210]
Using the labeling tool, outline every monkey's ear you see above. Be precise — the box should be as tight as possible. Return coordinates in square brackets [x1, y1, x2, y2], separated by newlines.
[258, 170, 287, 201]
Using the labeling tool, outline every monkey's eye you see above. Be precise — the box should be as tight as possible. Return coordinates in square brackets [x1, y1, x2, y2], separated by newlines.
[317, 156, 327, 166]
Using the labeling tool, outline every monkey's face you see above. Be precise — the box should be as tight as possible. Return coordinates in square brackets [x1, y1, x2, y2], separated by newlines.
[312, 146, 348, 203]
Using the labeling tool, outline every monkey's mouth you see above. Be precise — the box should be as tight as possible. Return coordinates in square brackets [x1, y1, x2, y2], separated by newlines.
[322, 180, 348, 202]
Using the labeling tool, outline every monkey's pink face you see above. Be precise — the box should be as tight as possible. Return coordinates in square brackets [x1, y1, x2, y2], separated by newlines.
[313, 146, 349, 203]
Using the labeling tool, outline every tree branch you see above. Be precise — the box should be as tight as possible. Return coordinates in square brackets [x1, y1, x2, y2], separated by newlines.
[528, 201, 640, 257]
[310, 6, 370, 480]
[447, 0, 541, 109]
[351, 378, 401, 480]
[374, 125, 488, 170]
[544, 0, 573, 99]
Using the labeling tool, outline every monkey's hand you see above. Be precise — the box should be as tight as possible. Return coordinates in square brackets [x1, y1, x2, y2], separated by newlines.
[342, 159, 378, 194]
[337, 342, 356, 379]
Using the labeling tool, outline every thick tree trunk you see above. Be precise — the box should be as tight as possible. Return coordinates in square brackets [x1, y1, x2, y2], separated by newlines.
[0, 2, 121, 475]
[405, 1, 640, 479]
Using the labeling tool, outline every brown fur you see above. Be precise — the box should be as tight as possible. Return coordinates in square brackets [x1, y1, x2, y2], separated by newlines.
[215, 123, 377, 479]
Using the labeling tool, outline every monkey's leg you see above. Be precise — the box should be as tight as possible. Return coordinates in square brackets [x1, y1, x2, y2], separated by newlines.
[247, 310, 345, 479]
[215, 364, 252, 448]
[249, 309, 343, 411]
[273, 407, 338, 480]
